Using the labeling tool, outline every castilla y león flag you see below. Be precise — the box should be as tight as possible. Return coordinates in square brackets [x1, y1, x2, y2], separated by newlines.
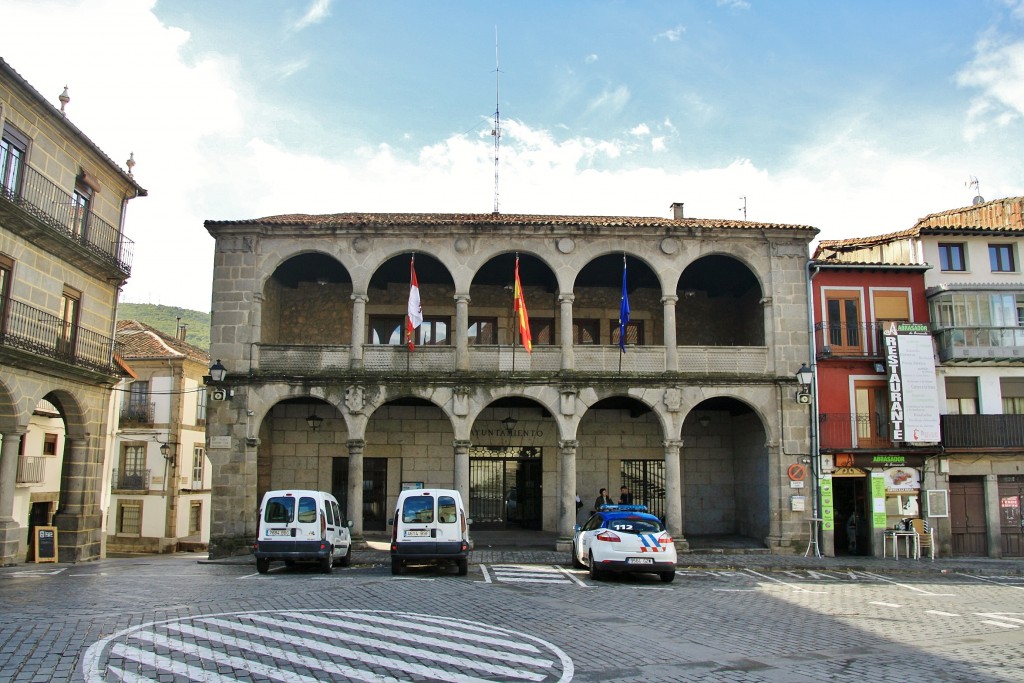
[406, 256, 423, 350]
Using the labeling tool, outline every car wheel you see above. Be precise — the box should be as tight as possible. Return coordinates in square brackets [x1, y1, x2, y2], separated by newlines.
[391, 558, 404, 575]
[320, 556, 333, 574]
[255, 558, 270, 574]
[456, 558, 468, 576]
[571, 546, 584, 568]
[660, 571, 676, 583]
[588, 553, 603, 581]
[338, 546, 352, 567]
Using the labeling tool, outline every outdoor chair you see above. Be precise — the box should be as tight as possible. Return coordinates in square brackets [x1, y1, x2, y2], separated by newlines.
[910, 518, 934, 560]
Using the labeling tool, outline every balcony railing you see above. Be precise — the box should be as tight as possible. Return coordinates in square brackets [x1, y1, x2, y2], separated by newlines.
[0, 162, 133, 274]
[933, 327, 1024, 362]
[819, 412, 892, 450]
[0, 297, 121, 374]
[16, 455, 45, 484]
[119, 402, 155, 426]
[814, 322, 885, 359]
[941, 414, 1024, 449]
[112, 468, 150, 491]
[256, 343, 769, 375]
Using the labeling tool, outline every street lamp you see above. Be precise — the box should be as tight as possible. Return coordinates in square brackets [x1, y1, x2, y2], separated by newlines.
[306, 407, 324, 432]
[208, 359, 227, 383]
[159, 441, 178, 465]
[795, 363, 813, 404]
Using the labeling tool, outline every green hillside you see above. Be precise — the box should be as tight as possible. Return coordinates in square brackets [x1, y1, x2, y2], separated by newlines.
[118, 303, 211, 351]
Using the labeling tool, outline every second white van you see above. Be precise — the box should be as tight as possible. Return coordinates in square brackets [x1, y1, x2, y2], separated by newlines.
[389, 488, 471, 575]
[253, 489, 353, 574]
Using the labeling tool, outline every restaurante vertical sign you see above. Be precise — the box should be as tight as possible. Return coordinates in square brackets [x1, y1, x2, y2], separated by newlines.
[883, 322, 940, 444]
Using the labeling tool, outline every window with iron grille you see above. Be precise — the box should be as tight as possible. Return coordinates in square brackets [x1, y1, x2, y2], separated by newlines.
[529, 317, 554, 345]
[610, 320, 643, 347]
[572, 319, 600, 344]
[118, 501, 142, 535]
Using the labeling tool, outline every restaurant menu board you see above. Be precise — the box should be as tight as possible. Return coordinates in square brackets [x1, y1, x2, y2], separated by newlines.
[34, 526, 57, 563]
[871, 473, 888, 528]
[820, 476, 834, 531]
[883, 322, 941, 444]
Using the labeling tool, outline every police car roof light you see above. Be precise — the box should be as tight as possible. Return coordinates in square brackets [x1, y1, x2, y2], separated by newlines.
[598, 504, 648, 512]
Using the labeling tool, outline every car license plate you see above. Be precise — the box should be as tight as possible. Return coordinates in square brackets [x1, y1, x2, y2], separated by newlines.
[405, 530, 430, 537]
[627, 557, 653, 565]
[267, 528, 289, 536]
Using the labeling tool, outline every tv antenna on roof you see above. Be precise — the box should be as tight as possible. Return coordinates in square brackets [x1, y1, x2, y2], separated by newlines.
[491, 28, 501, 215]
[738, 196, 747, 220]
[966, 176, 985, 205]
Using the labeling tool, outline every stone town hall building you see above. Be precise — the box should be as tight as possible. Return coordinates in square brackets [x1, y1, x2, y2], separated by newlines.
[203, 207, 818, 557]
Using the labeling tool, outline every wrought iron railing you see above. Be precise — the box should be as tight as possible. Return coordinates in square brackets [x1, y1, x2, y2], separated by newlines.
[112, 468, 150, 491]
[941, 414, 1024, 449]
[119, 402, 155, 426]
[0, 162, 133, 273]
[814, 322, 886, 358]
[0, 297, 121, 373]
[819, 412, 892, 450]
[16, 455, 46, 484]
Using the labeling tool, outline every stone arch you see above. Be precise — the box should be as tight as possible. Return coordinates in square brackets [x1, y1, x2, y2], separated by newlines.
[677, 253, 765, 346]
[259, 251, 352, 345]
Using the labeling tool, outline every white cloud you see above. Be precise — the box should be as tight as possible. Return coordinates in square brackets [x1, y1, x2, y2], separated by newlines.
[275, 57, 311, 80]
[629, 123, 651, 136]
[585, 54, 599, 64]
[957, 34, 1024, 140]
[654, 25, 686, 42]
[585, 85, 631, 117]
[717, 0, 751, 9]
[292, 0, 332, 32]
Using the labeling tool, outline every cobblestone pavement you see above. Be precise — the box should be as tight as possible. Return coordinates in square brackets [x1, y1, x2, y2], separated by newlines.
[1, 544, 1023, 682]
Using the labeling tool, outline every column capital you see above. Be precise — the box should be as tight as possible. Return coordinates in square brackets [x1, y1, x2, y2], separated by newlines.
[661, 294, 679, 305]
[558, 293, 575, 304]
[346, 438, 366, 450]
[558, 439, 578, 451]
[453, 439, 472, 451]
[454, 293, 471, 304]
[663, 439, 683, 450]
[350, 293, 369, 303]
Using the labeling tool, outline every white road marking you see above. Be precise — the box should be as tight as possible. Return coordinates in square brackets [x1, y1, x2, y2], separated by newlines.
[854, 571, 953, 596]
[925, 610, 960, 617]
[956, 573, 1024, 590]
[869, 601, 903, 608]
[743, 568, 827, 593]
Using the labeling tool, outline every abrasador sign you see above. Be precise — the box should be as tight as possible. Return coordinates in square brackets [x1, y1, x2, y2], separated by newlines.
[883, 322, 940, 444]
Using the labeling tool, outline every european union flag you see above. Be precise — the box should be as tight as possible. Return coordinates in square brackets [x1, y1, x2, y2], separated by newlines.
[619, 256, 630, 353]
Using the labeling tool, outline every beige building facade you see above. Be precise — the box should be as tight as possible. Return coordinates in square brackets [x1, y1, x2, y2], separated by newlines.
[204, 208, 818, 557]
[0, 57, 145, 563]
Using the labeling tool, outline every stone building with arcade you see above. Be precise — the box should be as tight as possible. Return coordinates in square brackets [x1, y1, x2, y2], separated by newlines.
[203, 206, 818, 556]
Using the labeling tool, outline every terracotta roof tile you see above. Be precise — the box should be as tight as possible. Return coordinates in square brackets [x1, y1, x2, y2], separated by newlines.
[204, 212, 817, 232]
[116, 319, 209, 363]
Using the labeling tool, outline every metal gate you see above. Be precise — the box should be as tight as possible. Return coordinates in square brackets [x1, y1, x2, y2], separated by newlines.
[999, 475, 1024, 557]
[950, 477, 988, 556]
[620, 459, 666, 521]
[332, 457, 388, 531]
[469, 446, 542, 530]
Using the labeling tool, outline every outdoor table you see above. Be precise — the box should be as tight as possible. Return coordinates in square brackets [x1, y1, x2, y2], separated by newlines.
[883, 529, 919, 559]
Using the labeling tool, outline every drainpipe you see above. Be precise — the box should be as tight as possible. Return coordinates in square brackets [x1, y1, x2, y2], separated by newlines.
[805, 259, 822, 553]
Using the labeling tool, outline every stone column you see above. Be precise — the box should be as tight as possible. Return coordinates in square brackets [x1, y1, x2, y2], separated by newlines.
[0, 430, 26, 565]
[350, 293, 368, 369]
[556, 439, 578, 551]
[663, 439, 687, 550]
[662, 295, 679, 372]
[454, 294, 470, 371]
[559, 294, 575, 371]
[52, 436, 102, 563]
[346, 439, 365, 542]
[453, 440, 471, 504]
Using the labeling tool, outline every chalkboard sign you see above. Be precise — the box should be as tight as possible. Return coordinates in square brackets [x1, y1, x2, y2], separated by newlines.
[34, 526, 57, 563]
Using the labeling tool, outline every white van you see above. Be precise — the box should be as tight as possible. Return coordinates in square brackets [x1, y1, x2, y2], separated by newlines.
[253, 490, 353, 574]
[389, 488, 471, 575]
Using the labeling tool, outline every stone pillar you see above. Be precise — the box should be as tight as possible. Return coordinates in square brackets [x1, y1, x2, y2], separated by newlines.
[0, 430, 26, 565]
[555, 439, 578, 551]
[453, 440, 471, 505]
[663, 439, 687, 550]
[454, 294, 470, 371]
[346, 439, 365, 542]
[984, 474, 1002, 559]
[662, 295, 679, 372]
[350, 293, 368, 369]
[559, 293, 575, 371]
[52, 436, 102, 563]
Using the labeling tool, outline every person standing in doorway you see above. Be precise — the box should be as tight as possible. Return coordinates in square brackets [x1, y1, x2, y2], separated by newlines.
[593, 488, 613, 512]
[619, 486, 633, 505]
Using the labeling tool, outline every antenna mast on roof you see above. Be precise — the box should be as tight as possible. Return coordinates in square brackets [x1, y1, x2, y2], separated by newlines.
[966, 176, 985, 205]
[491, 28, 501, 215]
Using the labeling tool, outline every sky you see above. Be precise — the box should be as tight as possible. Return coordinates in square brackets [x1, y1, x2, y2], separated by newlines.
[4, 0, 1024, 312]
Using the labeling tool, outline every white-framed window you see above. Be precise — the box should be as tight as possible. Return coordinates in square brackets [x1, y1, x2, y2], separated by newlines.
[192, 446, 205, 485]
[195, 386, 207, 425]
[189, 501, 202, 534]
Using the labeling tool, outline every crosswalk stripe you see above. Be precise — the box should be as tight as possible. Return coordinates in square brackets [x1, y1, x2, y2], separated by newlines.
[111, 641, 258, 683]
[321, 611, 542, 652]
[275, 611, 553, 667]
[196, 617, 542, 683]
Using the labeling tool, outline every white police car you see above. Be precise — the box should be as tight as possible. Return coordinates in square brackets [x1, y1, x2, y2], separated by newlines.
[572, 505, 677, 582]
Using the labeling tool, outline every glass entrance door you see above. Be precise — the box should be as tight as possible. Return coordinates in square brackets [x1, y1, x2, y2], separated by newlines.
[332, 457, 388, 531]
[469, 446, 542, 530]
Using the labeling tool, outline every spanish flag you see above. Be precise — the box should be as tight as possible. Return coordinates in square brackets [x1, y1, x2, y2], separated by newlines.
[514, 256, 532, 353]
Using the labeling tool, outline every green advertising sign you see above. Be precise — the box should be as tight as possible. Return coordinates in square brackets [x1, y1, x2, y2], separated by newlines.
[871, 473, 887, 528]
[820, 476, 834, 531]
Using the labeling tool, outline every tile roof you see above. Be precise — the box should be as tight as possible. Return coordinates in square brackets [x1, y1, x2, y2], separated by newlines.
[204, 212, 817, 232]
[116, 319, 209, 363]
[817, 196, 1024, 253]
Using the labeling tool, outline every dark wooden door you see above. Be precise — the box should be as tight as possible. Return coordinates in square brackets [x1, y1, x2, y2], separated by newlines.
[950, 478, 987, 556]
[998, 476, 1024, 557]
